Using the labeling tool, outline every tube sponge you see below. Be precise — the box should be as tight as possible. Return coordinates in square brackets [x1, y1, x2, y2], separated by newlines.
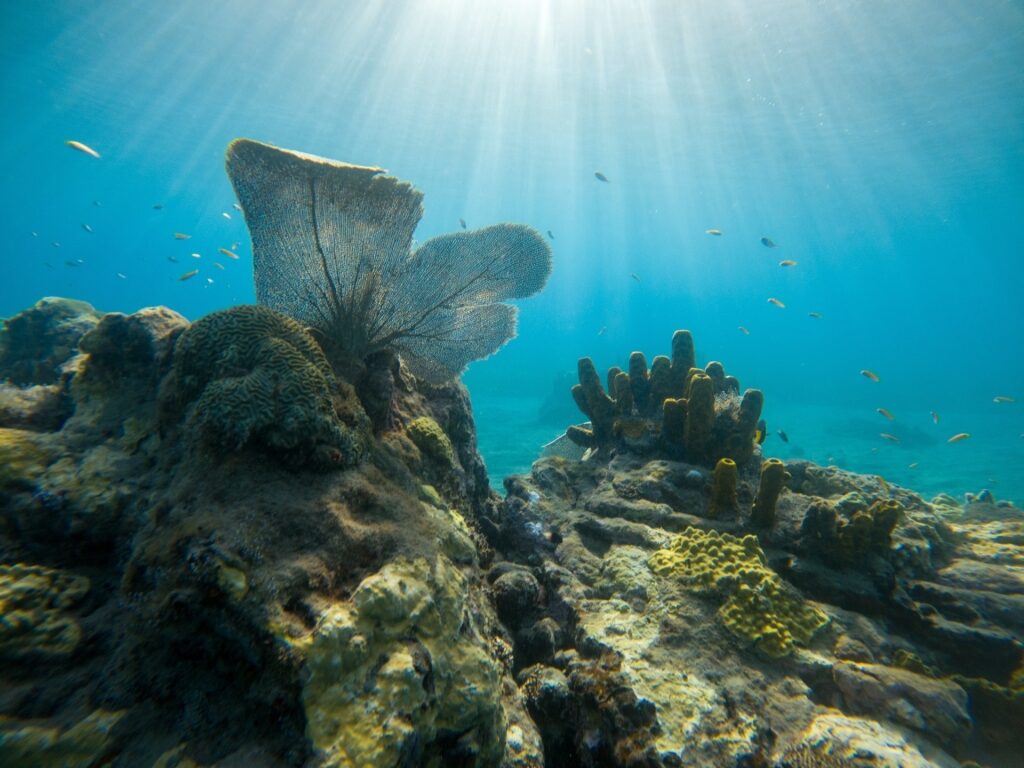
[709, 458, 738, 517]
[751, 458, 789, 528]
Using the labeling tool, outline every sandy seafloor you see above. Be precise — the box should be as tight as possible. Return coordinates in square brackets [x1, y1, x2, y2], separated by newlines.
[473, 392, 1024, 505]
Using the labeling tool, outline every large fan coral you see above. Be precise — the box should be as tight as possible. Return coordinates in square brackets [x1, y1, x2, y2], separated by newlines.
[225, 139, 552, 382]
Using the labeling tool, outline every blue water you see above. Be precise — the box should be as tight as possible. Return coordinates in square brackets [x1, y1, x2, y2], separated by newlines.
[3, 1, 1022, 503]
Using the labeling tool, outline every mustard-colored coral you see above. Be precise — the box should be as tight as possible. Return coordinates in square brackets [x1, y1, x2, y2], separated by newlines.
[0, 428, 51, 491]
[407, 416, 456, 466]
[0, 563, 89, 658]
[649, 527, 828, 656]
[0, 708, 124, 768]
[294, 556, 504, 767]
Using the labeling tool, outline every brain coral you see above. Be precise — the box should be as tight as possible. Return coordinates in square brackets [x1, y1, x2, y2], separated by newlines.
[169, 305, 363, 468]
[225, 138, 552, 382]
[649, 527, 828, 657]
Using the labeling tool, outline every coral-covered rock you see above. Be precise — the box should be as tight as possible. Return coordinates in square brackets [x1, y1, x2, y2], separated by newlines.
[0, 297, 101, 386]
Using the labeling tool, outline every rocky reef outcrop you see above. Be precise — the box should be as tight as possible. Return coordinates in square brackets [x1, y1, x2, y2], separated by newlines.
[471, 330, 1024, 768]
[0, 297, 539, 767]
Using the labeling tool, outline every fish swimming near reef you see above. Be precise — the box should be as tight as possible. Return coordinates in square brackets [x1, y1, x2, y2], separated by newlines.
[547, 230, 555, 240]
[167, 255, 179, 263]
[594, 171, 609, 182]
[66, 140, 100, 158]
[767, 297, 785, 308]
[597, 326, 606, 336]
[459, 218, 467, 229]
[779, 259, 797, 267]
[909, 462, 919, 469]
[755, 419, 767, 444]
[190, 253, 201, 259]
[860, 369, 880, 382]
[232, 203, 242, 211]
[877, 407, 895, 421]
[213, 262, 225, 270]
[174, 232, 191, 240]
[218, 247, 240, 260]
[706, 228, 722, 236]
[993, 395, 1015, 404]
[222, 212, 232, 219]
[930, 411, 940, 424]
[880, 433, 900, 443]
[947, 432, 971, 443]
[761, 237, 777, 248]
[808, 311, 823, 319]
[81, 223, 93, 233]
[631, 273, 641, 283]
[153, 203, 164, 210]
[777, 428, 788, 443]
[179, 269, 199, 281]
[738, 326, 750, 335]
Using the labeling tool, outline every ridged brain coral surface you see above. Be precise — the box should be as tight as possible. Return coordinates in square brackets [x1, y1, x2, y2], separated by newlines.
[225, 138, 552, 382]
[171, 305, 361, 467]
[649, 527, 828, 657]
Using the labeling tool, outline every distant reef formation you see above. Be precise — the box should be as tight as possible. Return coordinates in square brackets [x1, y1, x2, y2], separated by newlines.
[1, 301, 1022, 768]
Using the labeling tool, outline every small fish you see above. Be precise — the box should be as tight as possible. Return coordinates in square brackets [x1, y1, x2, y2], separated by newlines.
[190, 252, 201, 259]
[31, 231, 38, 237]
[755, 419, 767, 444]
[761, 237, 777, 248]
[213, 262, 225, 270]
[738, 326, 750, 335]
[947, 432, 971, 444]
[880, 433, 900, 443]
[779, 259, 797, 267]
[459, 218, 467, 229]
[116, 272, 127, 279]
[218, 247, 239, 260]
[81, 223, 93, 233]
[153, 203, 164, 210]
[231, 241, 240, 250]
[205, 278, 214, 284]
[167, 255, 179, 263]
[232, 203, 242, 211]
[877, 407, 895, 421]
[92, 200, 102, 207]
[631, 272, 641, 283]
[174, 232, 191, 240]
[66, 140, 100, 158]
[547, 230, 555, 240]
[860, 369, 880, 382]
[64, 259, 83, 267]
[777, 429, 789, 443]
[993, 396, 1015, 404]
[51, 241, 61, 248]
[808, 311, 823, 319]
[597, 326, 606, 336]
[705, 228, 722, 236]
[930, 411, 940, 424]
[222, 212, 232, 220]
[767, 297, 785, 308]
[179, 269, 199, 281]
[594, 171, 609, 182]
[908, 462, 919, 469]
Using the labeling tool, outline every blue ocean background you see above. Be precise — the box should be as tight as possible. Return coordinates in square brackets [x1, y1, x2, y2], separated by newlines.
[2, 1, 1022, 503]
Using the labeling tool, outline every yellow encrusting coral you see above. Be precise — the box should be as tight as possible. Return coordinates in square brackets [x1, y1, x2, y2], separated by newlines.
[0, 563, 90, 658]
[406, 416, 456, 467]
[648, 527, 828, 656]
[294, 556, 505, 767]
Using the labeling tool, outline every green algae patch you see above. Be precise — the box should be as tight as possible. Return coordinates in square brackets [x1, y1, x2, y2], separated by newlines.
[407, 417, 456, 466]
[295, 556, 504, 767]
[0, 563, 89, 659]
[0, 708, 125, 768]
[649, 527, 828, 657]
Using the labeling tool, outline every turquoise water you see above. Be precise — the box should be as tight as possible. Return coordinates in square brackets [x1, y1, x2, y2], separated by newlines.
[2, 1, 1022, 503]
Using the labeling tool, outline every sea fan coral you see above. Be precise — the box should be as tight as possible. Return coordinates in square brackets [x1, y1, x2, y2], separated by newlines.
[225, 139, 552, 382]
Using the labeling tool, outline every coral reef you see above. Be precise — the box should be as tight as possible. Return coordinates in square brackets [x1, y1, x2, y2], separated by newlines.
[752, 458, 789, 528]
[225, 138, 552, 382]
[0, 563, 89, 658]
[709, 458, 738, 518]
[800, 497, 904, 565]
[165, 304, 365, 468]
[565, 330, 763, 468]
[407, 415, 456, 466]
